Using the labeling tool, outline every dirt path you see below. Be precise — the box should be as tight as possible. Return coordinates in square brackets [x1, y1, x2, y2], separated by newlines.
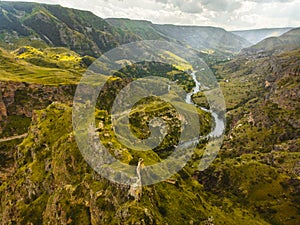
[0, 133, 28, 143]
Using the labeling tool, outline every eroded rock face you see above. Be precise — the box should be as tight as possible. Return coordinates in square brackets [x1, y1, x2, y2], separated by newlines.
[1, 81, 75, 116]
[0, 97, 7, 122]
[0, 81, 76, 136]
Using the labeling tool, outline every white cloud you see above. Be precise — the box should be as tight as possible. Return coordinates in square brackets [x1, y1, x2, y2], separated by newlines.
[2, 0, 300, 30]
[201, 0, 242, 12]
[155, 0, 203, 13]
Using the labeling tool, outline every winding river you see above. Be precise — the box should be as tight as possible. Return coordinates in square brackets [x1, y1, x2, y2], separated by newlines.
[186, 71, 225, 138]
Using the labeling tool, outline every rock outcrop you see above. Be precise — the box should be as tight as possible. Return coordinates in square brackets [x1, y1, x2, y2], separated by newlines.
[0, 81, 75, 137]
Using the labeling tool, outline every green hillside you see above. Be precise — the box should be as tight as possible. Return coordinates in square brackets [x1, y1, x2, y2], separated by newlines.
[106, 18, 171, 41]
[0, 47, 83, 84]
[0, 1, 140, 57]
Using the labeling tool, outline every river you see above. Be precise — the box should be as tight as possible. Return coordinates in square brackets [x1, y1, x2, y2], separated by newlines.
[185, 71, 225, 138]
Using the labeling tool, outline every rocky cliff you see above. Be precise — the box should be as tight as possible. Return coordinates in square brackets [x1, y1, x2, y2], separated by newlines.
[0, 81, 75, 138]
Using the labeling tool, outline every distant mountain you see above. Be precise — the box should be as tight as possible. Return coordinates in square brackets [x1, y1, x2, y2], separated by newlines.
[0, 2, 140, 57]
[242, 28, 300, 56]
[155, 24, 250, 53]
[233, 27, 293, 44]
[107, 18, 250, 53]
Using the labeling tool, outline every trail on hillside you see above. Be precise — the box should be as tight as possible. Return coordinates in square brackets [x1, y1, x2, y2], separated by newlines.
[0, 133, 28, 143]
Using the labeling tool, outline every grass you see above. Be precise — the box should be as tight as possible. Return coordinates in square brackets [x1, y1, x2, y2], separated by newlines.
[162, 51, 193, 71]
[13, 46, 89, 69]
[0, 47, 84, 85]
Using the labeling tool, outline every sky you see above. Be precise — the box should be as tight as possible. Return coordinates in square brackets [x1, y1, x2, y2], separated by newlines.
[3, 0, 300, 30]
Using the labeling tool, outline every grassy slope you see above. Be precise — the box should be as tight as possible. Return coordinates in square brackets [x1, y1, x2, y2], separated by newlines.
[0, 47, 83, 85]
[12, 46, 94, 69]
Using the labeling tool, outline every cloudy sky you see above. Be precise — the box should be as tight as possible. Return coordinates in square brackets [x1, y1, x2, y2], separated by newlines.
[4, 0, 300, 30]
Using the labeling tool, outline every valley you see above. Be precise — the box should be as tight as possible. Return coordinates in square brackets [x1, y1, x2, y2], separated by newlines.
[0, 1, 299, 225]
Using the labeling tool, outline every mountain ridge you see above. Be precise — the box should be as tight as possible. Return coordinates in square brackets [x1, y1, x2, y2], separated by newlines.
[0, 1, 250, 57]
[106, 17, 251, 53]
[0, 1, 141, 57]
